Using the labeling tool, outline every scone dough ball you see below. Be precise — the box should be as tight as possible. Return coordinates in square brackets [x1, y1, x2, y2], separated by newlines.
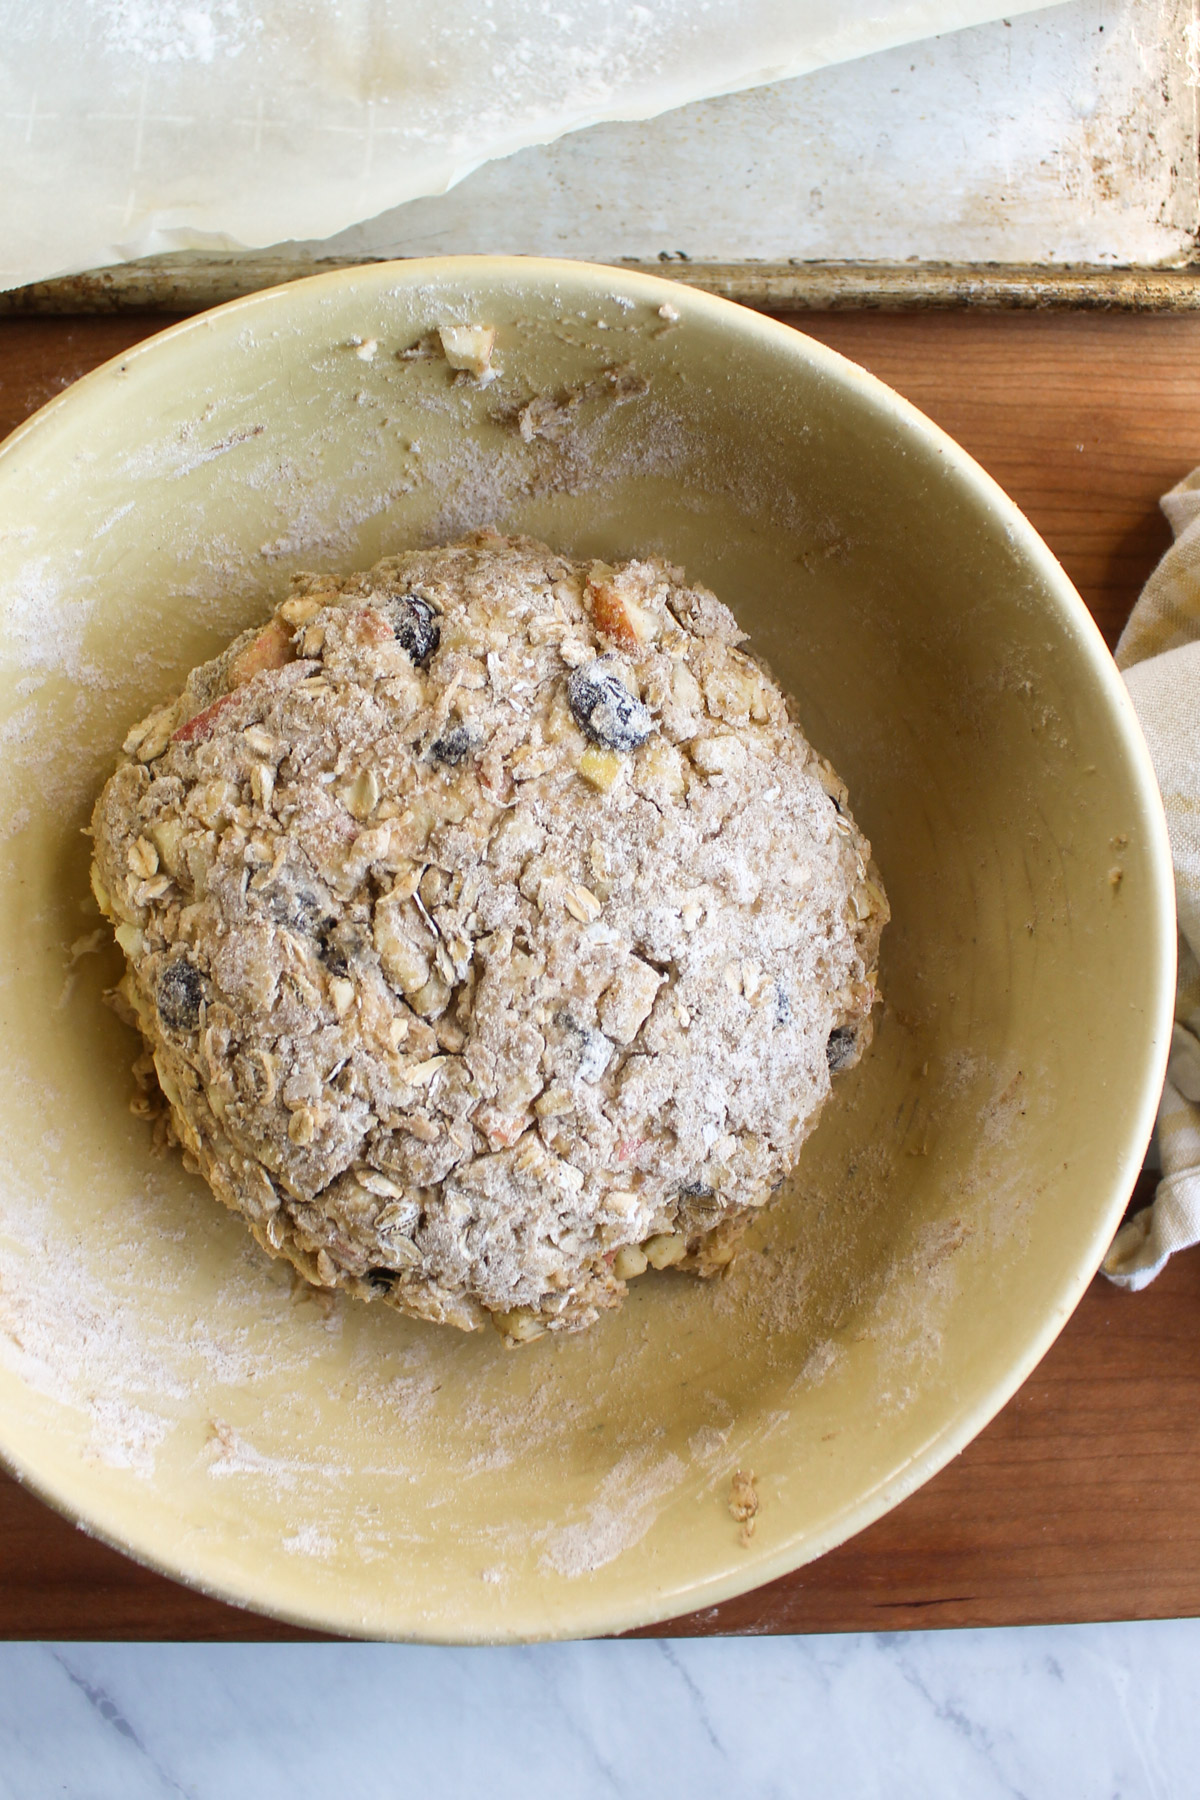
[90, 532, 888, 1341]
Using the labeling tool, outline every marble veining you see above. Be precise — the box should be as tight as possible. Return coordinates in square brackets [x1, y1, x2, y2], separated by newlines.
[1, 1621, 1198, 1798]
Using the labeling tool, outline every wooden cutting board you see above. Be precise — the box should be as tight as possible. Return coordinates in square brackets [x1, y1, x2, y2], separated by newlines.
[2, 306, 1198, 1639]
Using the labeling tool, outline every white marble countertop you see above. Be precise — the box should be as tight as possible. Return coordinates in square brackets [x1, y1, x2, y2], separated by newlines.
[2, 1621, 1196, 1797]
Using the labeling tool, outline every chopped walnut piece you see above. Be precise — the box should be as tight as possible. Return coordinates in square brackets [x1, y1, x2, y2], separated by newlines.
[729, 1469, 759, 1545]
[599, 957, 663, 1044]
[437, 323, 497, 381]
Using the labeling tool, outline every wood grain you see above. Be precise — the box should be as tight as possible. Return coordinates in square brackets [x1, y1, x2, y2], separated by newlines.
[0, 309, 1195, 1640]
[789, 311, 1200, 652]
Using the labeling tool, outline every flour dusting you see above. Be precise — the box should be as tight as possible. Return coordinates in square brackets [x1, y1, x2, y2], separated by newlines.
[0, 1218, 184, 1474]
[96, 0, 260, 64]
[538, 1448, 687, 1579]
[282, 1525, 338, 1558]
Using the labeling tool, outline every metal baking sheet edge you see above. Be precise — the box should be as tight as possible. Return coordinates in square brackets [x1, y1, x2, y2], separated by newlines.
[4, 258, 1200, 316]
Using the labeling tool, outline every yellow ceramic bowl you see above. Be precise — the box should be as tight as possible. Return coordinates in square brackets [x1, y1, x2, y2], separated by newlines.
[0, 258, 1173, 1641]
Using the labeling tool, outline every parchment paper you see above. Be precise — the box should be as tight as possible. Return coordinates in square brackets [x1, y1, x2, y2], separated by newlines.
[2, 0, 1071, 292]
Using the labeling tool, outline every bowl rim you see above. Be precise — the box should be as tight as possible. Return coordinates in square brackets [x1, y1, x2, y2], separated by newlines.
[0, 253, 1178, 1642]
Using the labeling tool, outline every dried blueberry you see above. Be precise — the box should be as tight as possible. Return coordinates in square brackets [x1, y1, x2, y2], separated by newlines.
[429, 724, 475, 765]
[271, 888, 328, 934]
[157, 956, 204, 1032]
[385, 593, 440, 666]
[365, 1266, 399, 1290]
[553, 1009, 612, 1083]
[317, 919, 365, 978]
[680, 1179, 715, 1200]
[318, 942, 348, 978]
[773, 983, 792, 1027]
[826, 1026, 858, 1073]
[567, 660, 652, 752]
[677, 1181, 721, 1228]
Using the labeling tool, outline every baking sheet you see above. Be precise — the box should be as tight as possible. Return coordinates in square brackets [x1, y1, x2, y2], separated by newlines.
[2, 0, 1195, 311]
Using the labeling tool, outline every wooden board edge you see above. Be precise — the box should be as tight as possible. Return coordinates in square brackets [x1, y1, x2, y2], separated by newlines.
[4, 257, 1200, 316]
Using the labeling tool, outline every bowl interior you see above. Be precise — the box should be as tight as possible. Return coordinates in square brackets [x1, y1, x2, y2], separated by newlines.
[0, 259, 1172, 1639]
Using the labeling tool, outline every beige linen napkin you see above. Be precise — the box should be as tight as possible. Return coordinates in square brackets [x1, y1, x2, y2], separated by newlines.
[1103, 470, 1200, 1288]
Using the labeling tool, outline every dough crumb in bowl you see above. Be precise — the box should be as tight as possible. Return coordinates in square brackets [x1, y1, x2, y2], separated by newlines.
[89, 531, 888, 1343]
